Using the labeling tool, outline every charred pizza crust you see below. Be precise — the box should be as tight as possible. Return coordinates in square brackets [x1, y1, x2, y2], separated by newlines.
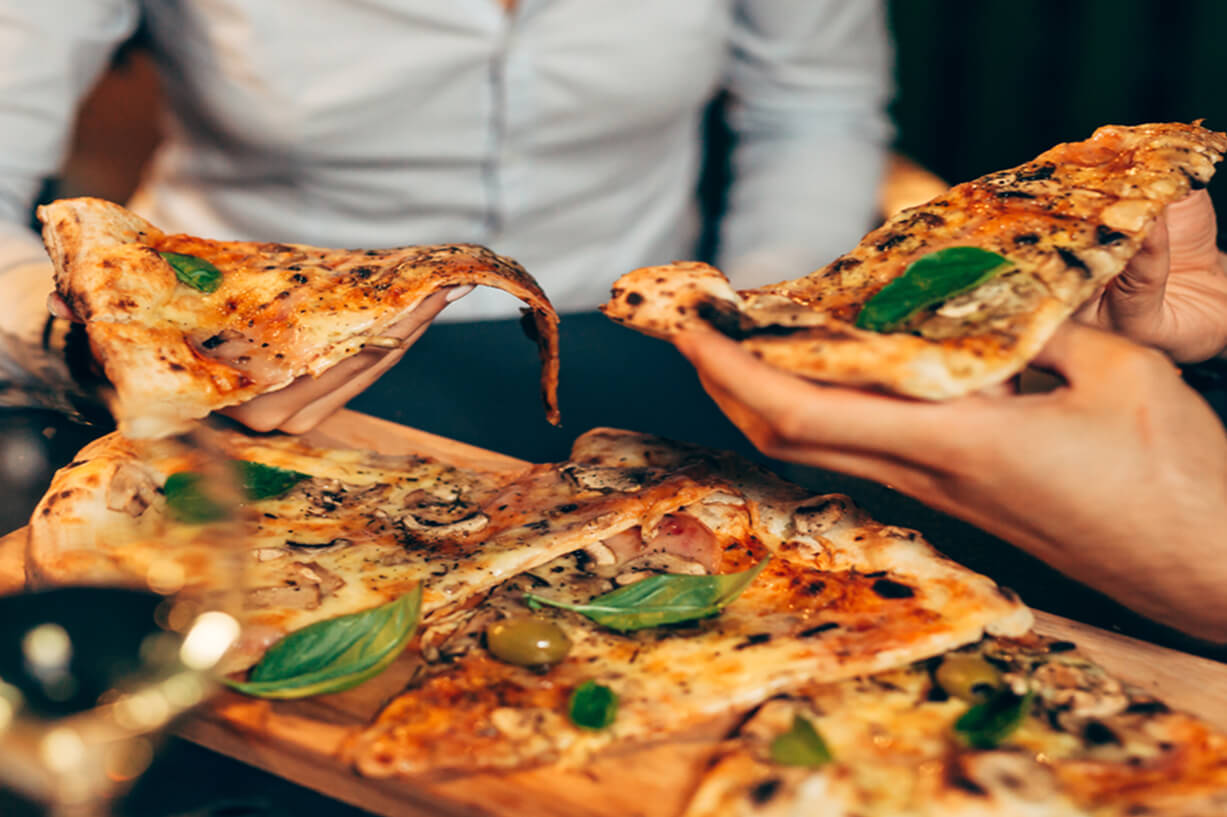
[603, 122, 1227, 399]
[39, 197, 561, 437]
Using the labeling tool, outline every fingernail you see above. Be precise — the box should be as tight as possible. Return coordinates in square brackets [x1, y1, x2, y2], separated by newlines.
[46, 293, 69, 319]
[446, 285, 475, 303]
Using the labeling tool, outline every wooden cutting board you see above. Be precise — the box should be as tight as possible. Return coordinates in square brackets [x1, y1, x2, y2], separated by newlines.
[2, 409, 1226, 817]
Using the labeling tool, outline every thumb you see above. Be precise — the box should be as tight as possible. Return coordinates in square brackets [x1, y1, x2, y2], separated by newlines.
[1103, 212, 1170, 328]
[1029, 321, 1139, 386]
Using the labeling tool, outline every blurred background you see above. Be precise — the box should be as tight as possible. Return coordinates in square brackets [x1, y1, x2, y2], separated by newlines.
[50, 0, 1227, 239]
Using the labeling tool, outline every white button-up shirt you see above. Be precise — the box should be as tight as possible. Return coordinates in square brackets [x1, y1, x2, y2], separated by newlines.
[0, 0, 891, 322]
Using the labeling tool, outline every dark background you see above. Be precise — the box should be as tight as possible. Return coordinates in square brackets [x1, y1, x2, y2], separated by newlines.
[890, 0, 1227, 236]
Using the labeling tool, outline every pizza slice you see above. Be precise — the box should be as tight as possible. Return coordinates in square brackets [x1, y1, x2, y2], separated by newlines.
[685, 635, 1227, 817]
[603, 121, 1227, 399]
[346, 429, 1031, 778]
[38, 197, 561, 437]
[26, 428, 745, 670]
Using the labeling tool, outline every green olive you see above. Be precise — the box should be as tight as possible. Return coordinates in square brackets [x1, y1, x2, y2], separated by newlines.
[935, 653, 1002, 703]
[486, 616, 572, 668]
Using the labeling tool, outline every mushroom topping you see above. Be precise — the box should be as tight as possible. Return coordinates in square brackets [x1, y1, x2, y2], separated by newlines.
[959, 751, 1059, 803]
[246, 583, 321, 611]
[559, 463, 650, 494]
[294, 560, 345, 597]
[398, 489, 489, 536]
[107, 463, 158, 517]
[792, 497, 853, 536]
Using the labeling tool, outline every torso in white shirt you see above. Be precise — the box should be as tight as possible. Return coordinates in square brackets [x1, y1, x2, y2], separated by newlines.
[130, 1, 732, 320]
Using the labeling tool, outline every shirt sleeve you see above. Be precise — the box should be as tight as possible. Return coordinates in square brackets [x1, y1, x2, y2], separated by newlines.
[0, 1, 140, 276]
[717, 0, 893, 289]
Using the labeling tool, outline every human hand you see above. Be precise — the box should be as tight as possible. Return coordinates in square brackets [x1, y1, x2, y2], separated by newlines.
[1075, 190, 1227, 362]
[48, 286, 470, 434]
[675, 325, 1227, 643]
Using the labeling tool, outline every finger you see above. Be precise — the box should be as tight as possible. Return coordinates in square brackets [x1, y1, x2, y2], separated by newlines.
[675, 330, 989, 468]
[46, 292, 80, 322]
[695, 371, 948, 494]
[1030, 320, 1173, 387]
[223, 287, 461, 432]
[278, 320, 432, 434]
[1164, 189, 1218, 264]
[1103, 213, 1170, 331]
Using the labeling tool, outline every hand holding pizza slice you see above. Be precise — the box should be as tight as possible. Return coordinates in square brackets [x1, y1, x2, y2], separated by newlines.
[38, 197, 561, 438]
[604, 121, 1227, 398]
[674, 321, 1227, 644]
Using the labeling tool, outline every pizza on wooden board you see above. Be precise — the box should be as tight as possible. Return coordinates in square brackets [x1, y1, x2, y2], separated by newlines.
[38, 197, 561, 438]
[22, 425, 1227, 812]
[602, 122, 1227, 399]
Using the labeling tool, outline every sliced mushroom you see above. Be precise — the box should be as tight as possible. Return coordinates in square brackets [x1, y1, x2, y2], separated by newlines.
[245, 583, 321, 611]
[792, 496, 854, 536]
[581, 541, 618, 566]
[295, 560, 345, 597]
[400, 511, 489, 536]
[107, 463, 158, 517]
[559, 463, 651, 494]
[959, 751, 1059, 803]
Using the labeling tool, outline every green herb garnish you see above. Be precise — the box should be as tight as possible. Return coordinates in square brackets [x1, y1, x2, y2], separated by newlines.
[164, 460, 309, 524]
[225, 585, 422, 699]
[769, 715, 833, 767]
[163, 471, 227, 524]
[523, 558, 768, 633]
[568, 680, 618, 730]
[953, 687, 1033, 749]
[159, 251, 222, 293]
[234, 460, 311, 500]
[855, 246, 1013, 332]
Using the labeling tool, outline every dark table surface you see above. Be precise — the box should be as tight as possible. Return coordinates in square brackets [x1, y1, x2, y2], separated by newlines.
[2, 310, 1224, 816]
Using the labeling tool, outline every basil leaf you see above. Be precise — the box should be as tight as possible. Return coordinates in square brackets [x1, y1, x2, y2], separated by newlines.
[954, 687, 1033, 749]
[159, 251, 222, 293]
[523, 558, 768, 632]
[769, 715, 833, 767]
[855, 246, 1013, 332]
[163, 472, 228, 524]
[235, 460, 310, 500]
[226, 585, 422, 699]
[158, 251, 223, 295]
[165, 461, 309, 524]
[569, 680, 617, 730]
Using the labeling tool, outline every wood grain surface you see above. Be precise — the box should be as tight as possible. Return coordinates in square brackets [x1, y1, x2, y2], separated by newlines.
[3, 409, 1225, 817]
